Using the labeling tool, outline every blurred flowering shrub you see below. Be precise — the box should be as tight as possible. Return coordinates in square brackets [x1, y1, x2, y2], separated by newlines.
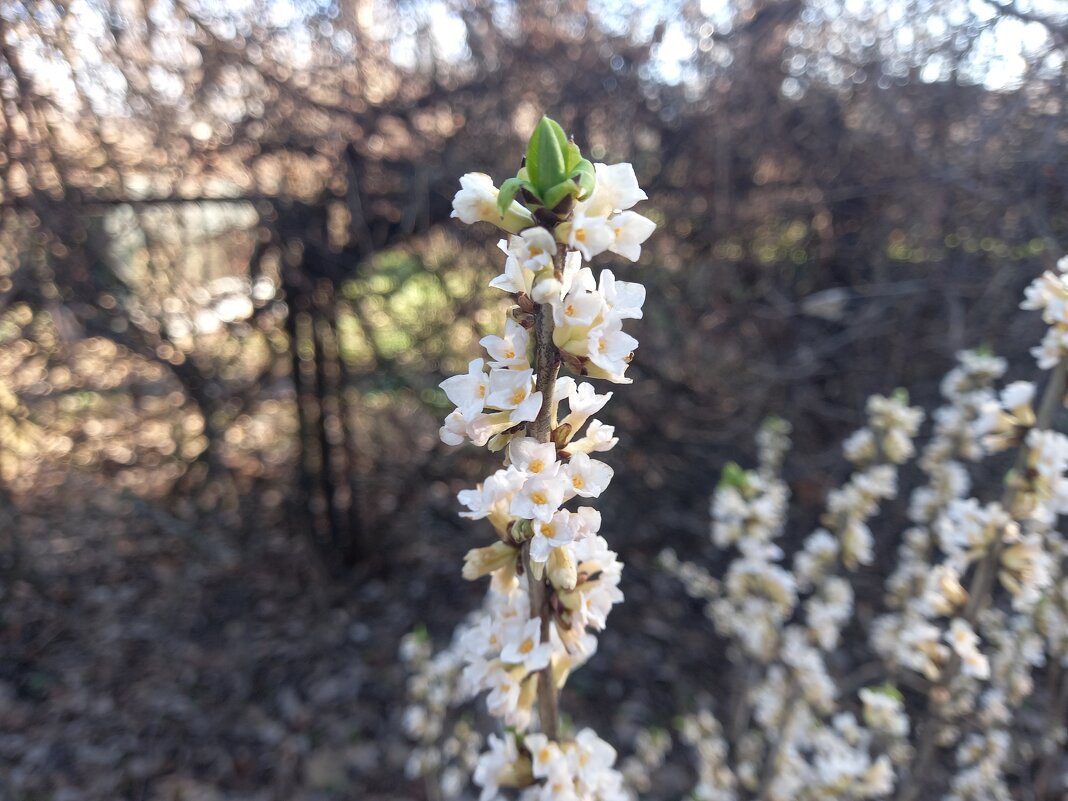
[664, 256, 1068, 801]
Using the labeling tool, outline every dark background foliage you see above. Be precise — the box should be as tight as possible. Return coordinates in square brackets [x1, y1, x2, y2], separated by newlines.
[1, 0, 1067, 797]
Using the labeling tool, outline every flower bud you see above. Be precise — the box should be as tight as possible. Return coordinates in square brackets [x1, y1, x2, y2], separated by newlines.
[551, 423, 574, 450]
[531, 269, 561, 305]
[548, 546, 577, 592]
[462, 541, 518, 580]
[451, 172, 534, 233]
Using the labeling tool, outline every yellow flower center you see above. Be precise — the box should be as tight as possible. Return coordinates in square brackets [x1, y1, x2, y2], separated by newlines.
[529, 459, 545, 473]
[510, 388, 527, 405]
[520, 638, 535, 654]
[572, 475, 585, 489]
[530, 491, 548, 505]
[575, 229, 587, 242]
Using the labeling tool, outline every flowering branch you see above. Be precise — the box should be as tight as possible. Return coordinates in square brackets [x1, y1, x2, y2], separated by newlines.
[664, 255, 1068, 801]
[431, 116, 655, 800]
[898, 339, 1068, 801]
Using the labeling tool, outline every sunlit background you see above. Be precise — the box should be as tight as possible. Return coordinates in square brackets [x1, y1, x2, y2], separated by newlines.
[1, 0, 1067, 798]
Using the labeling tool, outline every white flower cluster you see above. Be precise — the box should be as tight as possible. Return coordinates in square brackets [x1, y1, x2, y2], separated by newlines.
[399, 629, 483, 795]
[664, 257, 1068, 800]
[452, 538, 623, 729]
[1021, 254, 1068, 368]
[413, 139, 655, 801]
[475, 729, 629, 801]
[664, 398, 922, 799]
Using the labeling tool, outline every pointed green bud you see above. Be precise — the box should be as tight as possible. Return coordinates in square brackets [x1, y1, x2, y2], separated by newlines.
[527, 117, 568, 197]
[719, 461, 750, 491]
[863, 683, 904, 703]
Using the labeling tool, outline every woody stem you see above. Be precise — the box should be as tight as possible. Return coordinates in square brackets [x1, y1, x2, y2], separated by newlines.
[522, 247, 565, 739]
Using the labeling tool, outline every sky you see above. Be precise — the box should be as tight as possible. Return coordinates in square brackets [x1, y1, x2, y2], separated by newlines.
[6, 0, 1067, 122]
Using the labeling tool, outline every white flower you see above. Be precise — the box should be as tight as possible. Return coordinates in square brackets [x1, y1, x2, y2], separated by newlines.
[607, 211, 656, 261]
[458, 467, 525, 520]
[508, 226, 557, 273]
[452, 172, 533, 233]
[559, 249, 584, 298]
[440, 358, 488, 421]
[598, 269, 646, 319]
[500, 616, 552, 672]
[529, 510, 580, 563]
[451, 173, 499, 224]
[568, 419, 619, 454]
[1000, 380, 1035, 412]
[567, 207, 616, 260]
[859, 687, 909, 738]
[485, 367, 543, 423]
[466, 410, 519, 447]
[508, 437, 560, 477]
[840, 516, 874, 570]
[484, 665, 523, 719]
[489, 253, 534, 295]
[1031, 326, 1068, 369]
[794, 529, 839, 590]
[1021, 270, 1068, 324]
[585, 162, 647, 217]
[524, 733, 567, 781]
[946, 618, 990, 680]
[572, 727, 621, 787]
[583, 318, 638, 383]
[553, 284, 606, 332]
[439, 409, 469, 446]
[563, 452, 614, 499]
[511, 471, 569, 522]
[474, 732, 521, 801]
[481, 318, 530, 370]
[559, 381, 613, 433]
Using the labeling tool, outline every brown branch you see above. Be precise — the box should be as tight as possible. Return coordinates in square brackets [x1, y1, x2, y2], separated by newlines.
[521, 247, 566, 740]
